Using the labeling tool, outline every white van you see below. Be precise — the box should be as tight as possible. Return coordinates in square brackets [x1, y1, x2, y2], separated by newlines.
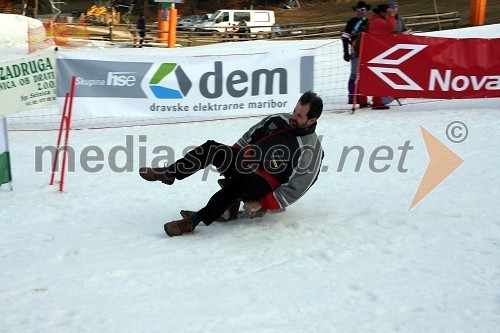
[196, 10, 275, 34]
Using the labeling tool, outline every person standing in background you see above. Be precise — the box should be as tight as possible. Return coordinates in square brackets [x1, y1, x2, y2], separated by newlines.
[136, 13, 146, 47]
[388, 1, 410, 34]
[342, 1, 371, 107]
[367, 4, 396, 109]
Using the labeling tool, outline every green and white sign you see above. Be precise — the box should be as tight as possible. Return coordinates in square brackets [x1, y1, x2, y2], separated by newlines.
[0, 117, 12, 187]
[0, 52, 57, 116]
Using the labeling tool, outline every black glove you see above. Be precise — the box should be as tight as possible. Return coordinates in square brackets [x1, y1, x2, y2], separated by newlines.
[343, 52, 351, 62]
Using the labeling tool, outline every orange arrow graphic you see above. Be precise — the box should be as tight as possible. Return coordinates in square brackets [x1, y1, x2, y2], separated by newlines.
[409, 126, 464, 210]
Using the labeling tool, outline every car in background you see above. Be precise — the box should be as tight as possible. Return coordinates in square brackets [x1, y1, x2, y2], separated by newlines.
[177, 15, 203, 30]
[178, 14, 213, 31]
[274, 23, 304, 36]
[196, 10, 275, 35]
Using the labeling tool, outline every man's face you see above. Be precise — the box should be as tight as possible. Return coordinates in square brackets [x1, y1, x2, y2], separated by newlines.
[356, 8, 367, 18]
[291, 103, 316, 129]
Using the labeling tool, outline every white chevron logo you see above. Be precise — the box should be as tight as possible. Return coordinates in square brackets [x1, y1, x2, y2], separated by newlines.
[367, 44, 428, 90]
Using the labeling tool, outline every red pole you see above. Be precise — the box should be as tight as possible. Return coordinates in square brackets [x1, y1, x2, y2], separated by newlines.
[50, 92, 69, 185]
[59, 76, 76, 192]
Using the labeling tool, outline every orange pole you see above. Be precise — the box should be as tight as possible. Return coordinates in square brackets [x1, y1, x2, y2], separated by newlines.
[157, 5, 169, 44]
[470, 0, 477, 25]
[476, 0, 487, 25]
[168, 6, 177, 48]
[470, 0, 488, 26]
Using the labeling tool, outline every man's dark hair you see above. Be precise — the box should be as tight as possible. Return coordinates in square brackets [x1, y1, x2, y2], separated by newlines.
[299, 91, 323, 119]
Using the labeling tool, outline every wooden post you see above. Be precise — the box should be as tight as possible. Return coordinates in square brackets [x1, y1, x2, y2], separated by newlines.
[432, 0, 442, 30]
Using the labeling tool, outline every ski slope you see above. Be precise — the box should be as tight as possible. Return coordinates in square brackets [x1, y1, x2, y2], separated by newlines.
[1, 97, 499, 333]
[2, 22, 500, 333]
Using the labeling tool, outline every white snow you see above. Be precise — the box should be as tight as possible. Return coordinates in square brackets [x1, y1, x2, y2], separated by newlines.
[1, 97, 499, 333]
[420, 23, 500, 38]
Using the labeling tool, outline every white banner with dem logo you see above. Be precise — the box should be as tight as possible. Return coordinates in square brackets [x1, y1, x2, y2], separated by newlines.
[56, 49, 314, 120]
[0, 52, 57, 116]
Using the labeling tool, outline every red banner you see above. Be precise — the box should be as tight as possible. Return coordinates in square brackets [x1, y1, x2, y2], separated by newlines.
[358, 34, 500, 99]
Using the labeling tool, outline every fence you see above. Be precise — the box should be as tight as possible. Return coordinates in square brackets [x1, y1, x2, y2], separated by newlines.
[404, 11, 460, 31]
[108, 11, 461, 47]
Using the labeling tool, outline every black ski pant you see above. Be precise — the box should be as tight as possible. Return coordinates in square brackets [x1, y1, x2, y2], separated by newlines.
[167, 140, 272, 225]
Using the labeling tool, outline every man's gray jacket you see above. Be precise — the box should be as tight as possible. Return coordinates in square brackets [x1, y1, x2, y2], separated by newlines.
[235, 113, 324, 210]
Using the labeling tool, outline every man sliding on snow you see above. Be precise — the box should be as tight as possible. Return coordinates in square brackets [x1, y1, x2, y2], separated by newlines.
[139, 91, 325, 237]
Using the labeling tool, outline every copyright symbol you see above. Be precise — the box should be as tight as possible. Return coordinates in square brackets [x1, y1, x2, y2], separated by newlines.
[446, 121, 468, 143]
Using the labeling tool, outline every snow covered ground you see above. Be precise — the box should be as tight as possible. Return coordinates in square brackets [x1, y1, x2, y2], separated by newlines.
[1, 97, 499, 332]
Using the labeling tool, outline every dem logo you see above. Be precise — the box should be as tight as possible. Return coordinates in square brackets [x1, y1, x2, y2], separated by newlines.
[149, 63, 192, 98]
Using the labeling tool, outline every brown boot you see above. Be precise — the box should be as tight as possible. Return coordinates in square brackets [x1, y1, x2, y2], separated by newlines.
[139, 167, 175, 185]
[164, 217, 195, 237]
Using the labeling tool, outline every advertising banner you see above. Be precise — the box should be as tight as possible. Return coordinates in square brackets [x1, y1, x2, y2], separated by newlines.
[56, 50, 314, 119]
[358, 34, 500, 99]
[0, 52, 57, 116]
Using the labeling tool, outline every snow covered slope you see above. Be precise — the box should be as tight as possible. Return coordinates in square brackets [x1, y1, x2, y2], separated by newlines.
[1, 21, 499, 333]
[1, 97, 499, 332]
